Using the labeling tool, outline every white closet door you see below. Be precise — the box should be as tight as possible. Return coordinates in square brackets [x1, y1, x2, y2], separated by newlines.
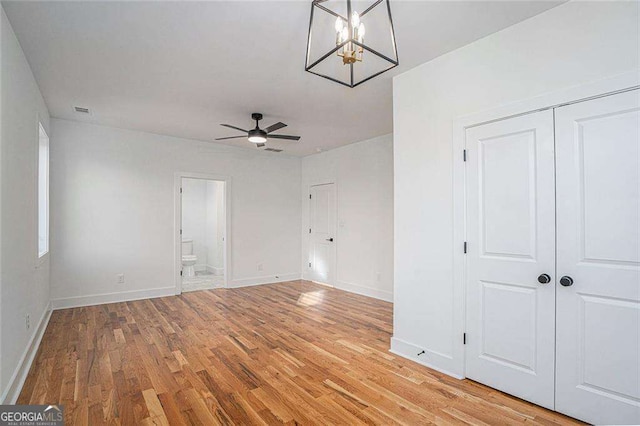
[465, 110, 556, 409]
[555, 90, 640, 425]
[309, 183, 336, 285]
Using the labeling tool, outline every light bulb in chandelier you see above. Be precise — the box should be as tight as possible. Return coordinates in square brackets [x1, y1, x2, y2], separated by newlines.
[340, 27, 349, 42]
[351, 11, 360, 28]
[358, 22, 365, 39]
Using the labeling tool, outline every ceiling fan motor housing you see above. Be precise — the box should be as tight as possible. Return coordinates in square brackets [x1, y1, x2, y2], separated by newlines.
[248, 128, 267, 143]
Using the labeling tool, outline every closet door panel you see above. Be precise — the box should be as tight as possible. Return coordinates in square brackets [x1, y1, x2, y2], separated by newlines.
[555, 89, 640, 425]
[465, 109, 556, 409]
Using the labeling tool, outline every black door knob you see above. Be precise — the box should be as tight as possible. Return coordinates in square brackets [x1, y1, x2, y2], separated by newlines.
[560, 276, 574, 287]
[537, 274, 551, 284]
[326, 238, 334, 242]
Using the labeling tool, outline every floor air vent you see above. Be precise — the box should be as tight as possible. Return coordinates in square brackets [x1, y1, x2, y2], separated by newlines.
[264, 148, 283, 153]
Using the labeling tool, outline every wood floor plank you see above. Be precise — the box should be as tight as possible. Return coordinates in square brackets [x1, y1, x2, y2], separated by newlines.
[18, 280, 582, 425]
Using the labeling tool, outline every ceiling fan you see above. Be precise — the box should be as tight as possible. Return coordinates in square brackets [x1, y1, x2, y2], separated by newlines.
[215, 113, 301, 148]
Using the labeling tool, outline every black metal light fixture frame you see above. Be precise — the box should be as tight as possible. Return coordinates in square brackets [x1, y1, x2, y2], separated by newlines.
[305, 0, 399, 88]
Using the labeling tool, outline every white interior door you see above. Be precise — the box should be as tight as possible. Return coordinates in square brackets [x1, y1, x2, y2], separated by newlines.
[465, 110, 556, 409]
[309, 183, 336, 285]
[555, 90, 640, 425]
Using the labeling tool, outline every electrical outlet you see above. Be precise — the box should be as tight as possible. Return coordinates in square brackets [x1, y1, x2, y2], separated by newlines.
[25, 314, 30, 330]
[117, 274, 125, 284]
[257, 263, 263, 272]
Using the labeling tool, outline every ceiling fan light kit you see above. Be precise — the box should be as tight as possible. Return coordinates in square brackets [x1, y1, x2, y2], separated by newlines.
[305, 0, 399, 87]
[247, 132, 267, 144]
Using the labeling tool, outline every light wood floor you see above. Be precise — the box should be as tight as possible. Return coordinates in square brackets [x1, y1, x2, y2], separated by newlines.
[19, 280, 581, 425]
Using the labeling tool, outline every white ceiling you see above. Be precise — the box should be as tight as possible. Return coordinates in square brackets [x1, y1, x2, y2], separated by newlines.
[3, 0, 562, 156]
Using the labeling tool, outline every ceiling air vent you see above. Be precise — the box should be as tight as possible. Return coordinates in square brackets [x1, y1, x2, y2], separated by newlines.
[73, 106, 91, 114]
[264, 148, 283, 153]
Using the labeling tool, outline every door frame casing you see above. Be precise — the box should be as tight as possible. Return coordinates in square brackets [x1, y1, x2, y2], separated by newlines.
[306, 181, 338, 287]
[452, 71, 640, 378]
[174, 172, 232, 294]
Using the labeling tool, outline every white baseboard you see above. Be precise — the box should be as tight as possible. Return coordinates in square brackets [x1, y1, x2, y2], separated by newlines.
[51, 286, 175, 310]
[390, 337, 464, 380]
[1, 302, 52, 404]
[336, 280, 393, 302]
[228, 273, 301, 288]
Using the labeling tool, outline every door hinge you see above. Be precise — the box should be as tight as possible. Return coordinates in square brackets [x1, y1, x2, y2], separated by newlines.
[463, 241, 467, 253]
[309, 228, 311, 233]
[180, 229, 183, 235]
[463, 149, 467, 162]
[180, 270, 183, 276]
[309, 194, 312, 199]
[463, 333, 466, 344]
[309, 262, 312, 268]
[180, 187, 183, 194]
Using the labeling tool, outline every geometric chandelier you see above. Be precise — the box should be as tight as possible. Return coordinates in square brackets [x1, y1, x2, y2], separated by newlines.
[305, 0, 399, 88]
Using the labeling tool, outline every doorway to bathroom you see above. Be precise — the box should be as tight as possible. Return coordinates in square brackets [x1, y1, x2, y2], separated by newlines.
[175, 173, 229, 293]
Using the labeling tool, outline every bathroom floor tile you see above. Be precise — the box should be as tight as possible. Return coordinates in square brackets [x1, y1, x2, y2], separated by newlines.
[182, 273, 224, 292]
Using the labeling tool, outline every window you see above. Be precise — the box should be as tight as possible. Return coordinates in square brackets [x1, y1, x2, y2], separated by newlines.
[38, 123, 49, 258]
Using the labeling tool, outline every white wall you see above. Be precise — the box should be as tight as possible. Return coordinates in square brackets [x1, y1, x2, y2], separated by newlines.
[0, 6, 51, 401]
[301, 134, 394, 302]
[392, 0, 639, 377]
[50, 119, 301, 306]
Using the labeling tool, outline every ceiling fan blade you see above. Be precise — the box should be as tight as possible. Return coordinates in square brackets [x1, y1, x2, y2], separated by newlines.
[220, 124, 248, 133]
[215, 135, 246, 140]
[256, 143, 266, 148]
[268, 134, 300, 141]
[264, 122, 287, 133]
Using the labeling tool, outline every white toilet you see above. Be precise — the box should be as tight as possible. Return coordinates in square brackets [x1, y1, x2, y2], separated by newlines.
[181, 239, 197, 278]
